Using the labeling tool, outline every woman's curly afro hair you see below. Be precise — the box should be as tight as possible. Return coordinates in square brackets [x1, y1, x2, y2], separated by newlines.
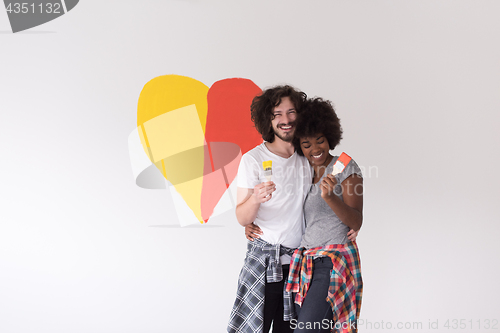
[293, 97, 343, 156]
[250, 85, 307, 143]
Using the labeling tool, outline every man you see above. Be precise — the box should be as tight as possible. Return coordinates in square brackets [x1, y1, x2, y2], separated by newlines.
[227, 85, 311, 333]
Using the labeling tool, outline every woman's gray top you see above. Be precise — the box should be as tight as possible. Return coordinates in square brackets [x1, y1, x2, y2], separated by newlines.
[300, 155, 363, 248]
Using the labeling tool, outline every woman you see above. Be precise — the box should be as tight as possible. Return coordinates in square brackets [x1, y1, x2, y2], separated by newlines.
[246, 97, 363, 333]
[288, 97, 363, 333]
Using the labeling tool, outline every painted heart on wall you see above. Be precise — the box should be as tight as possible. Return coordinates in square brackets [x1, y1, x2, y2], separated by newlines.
[135, 75, 262, 224]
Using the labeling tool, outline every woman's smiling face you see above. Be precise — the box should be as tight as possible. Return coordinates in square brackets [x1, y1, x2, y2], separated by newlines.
[299, 134, 331, 166]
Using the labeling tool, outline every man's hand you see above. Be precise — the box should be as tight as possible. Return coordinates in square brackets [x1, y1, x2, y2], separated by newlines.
[245, 223, 263, 241]
[320, 174, 338, 200]
[347, 228, 359, 242]
[252, 181, 276, 203]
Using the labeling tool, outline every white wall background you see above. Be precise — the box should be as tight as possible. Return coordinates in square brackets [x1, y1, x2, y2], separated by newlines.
[1, 1, 499, 332]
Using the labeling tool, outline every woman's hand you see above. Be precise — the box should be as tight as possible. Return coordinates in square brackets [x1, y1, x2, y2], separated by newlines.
[347, 228, 359, 242]
[245, 223, 263, 241]
[320, 174, 338, 201]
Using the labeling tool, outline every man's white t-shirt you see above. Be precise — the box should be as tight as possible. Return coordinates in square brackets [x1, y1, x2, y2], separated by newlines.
[237, 142, 312, 264]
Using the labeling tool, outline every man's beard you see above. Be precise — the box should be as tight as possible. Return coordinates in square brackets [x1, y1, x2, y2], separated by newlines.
[273, 124, 294, 142]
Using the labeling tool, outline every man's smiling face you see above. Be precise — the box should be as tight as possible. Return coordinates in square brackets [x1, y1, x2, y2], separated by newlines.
[271, 96, 297, 143]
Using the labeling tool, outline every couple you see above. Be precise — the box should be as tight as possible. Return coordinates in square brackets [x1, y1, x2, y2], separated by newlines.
[227, 85, 363, 333]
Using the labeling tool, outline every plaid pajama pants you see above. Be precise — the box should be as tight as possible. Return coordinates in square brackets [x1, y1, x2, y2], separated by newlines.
[227, 237, 296, 333]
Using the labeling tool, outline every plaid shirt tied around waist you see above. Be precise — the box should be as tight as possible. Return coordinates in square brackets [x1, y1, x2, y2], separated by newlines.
[285, 241, 363, 333]
[227, 237, 296, 333]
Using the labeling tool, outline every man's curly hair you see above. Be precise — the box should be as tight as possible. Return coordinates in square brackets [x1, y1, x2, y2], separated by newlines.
[250, 85, 307, 142]
[293, 97, 343, 156]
